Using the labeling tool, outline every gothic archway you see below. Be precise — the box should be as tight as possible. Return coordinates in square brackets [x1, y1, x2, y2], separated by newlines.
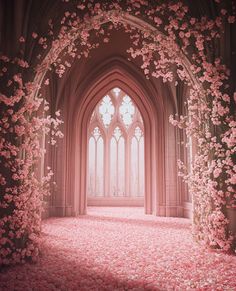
[31, 12, 201, 219]
[71, 62, 162, 215]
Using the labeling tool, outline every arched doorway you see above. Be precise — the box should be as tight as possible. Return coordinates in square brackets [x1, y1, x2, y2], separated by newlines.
[72, 61, 162, 216]
[32, 11, 198, 219]
[87, 87, 145, 207]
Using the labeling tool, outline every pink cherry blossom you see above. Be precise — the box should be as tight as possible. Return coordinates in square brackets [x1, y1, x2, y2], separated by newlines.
[19, 36, 25, 42]
[1, 0, 236, 267]
[32, 32, 38, 39]
[228, 16, 236, 23]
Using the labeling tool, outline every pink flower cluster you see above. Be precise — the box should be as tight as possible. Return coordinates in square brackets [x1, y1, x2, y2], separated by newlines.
[1, 209, 236, 290]
[1, 0, 236, 266]
[0, 55, 63, 265]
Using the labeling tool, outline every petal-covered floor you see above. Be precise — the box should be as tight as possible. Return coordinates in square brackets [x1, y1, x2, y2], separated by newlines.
[0, 207, 236, 291]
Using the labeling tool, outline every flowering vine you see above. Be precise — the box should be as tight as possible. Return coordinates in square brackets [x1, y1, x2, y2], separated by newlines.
[0, 57, 63, 265]
[0, 0, 235, 265]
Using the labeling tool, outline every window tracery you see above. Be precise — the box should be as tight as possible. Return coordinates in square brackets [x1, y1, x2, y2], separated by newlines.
[88, 88, 144, 198]
[99, 95, 115, 128]
[119, 95, 135, 127]
[113, 87, 121, 97]
[134, 126, 143, 141]
[92, 126, 101, 141]
[113, 126, 122, 141]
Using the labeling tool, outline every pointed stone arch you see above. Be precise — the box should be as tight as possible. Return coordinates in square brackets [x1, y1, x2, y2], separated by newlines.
[69, 59, 164, 215]
[31, 11, 202, 218]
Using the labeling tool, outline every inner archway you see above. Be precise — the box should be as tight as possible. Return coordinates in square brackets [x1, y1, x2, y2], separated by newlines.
[32, 11, 200, 220]
[87, 87, 145, 208]
[73, 62, 162, 216]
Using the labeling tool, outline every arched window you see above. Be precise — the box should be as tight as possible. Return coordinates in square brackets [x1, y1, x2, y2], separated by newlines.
[88, 127, 104, 196]
[131, 127, 144, 197]
[110, 127, 125, 196]
[87, 88, 144, 198]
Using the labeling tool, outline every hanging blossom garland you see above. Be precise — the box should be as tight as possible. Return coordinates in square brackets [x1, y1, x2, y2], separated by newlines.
[125, 2, 236, 252]
[0, 0, 235, 266]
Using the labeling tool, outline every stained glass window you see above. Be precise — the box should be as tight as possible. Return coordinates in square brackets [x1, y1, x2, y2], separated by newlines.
[88, 127, 104, 196]
[88, 88, 144, 198]
[119, 95, 135, 127]
[131, 127, 144, 197]
[99, 95, 114, 127]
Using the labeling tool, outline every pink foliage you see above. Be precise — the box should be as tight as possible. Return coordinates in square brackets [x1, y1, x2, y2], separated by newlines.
[0, 0, 235, 266]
